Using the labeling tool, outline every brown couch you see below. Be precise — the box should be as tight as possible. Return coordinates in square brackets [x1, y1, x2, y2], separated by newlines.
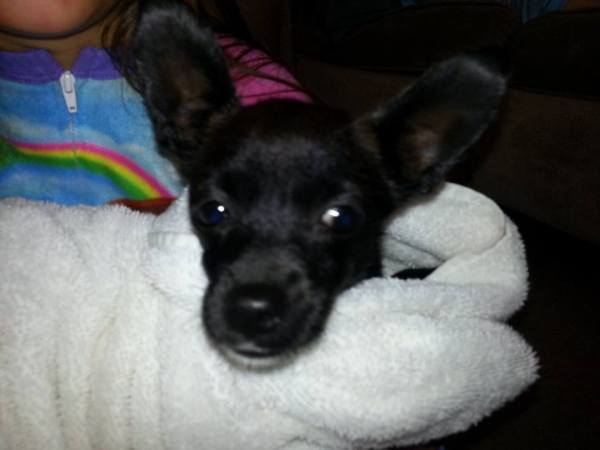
[200, 0, 600, 245]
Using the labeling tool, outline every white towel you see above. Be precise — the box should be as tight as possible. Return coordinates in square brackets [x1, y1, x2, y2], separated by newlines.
[0, 183, 537, 450]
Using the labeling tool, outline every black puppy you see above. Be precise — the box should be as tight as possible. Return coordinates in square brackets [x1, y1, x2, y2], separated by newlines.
[132, 0, 507, 363]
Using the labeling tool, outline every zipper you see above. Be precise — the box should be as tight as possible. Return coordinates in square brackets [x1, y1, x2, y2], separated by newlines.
[59, 70, 81, 196]
[59, 70, 78, 113]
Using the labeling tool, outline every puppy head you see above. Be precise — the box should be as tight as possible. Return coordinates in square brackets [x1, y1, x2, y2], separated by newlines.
[133, 0, 507, 364]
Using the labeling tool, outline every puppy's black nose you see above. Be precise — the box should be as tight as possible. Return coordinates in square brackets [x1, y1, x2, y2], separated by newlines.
[225, 286, 285, 339]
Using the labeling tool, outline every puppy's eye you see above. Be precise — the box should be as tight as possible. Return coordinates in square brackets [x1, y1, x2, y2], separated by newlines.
[321, 206, 360, 233]
[198, 201, 228, 227]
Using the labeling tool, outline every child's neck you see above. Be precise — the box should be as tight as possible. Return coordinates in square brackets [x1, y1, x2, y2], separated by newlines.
[0, 11, 114, 70]
[0, 22, 106, 69]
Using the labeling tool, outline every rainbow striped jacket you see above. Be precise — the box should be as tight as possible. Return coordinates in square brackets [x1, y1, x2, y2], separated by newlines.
[0, 41, 308, 206]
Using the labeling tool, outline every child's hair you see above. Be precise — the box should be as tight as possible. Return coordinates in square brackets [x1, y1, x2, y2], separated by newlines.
[103, 0, 309, 97]
[101, 0, 138, 51]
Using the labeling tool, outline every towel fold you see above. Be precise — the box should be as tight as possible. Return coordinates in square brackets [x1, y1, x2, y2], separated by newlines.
[0, 183, 537, 450]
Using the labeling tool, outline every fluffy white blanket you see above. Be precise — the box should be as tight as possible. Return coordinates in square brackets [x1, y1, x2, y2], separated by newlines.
[0, 183, 537, 450]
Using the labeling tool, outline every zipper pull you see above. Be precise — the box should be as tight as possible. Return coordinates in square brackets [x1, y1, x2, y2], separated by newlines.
[59, 71, 78, 113]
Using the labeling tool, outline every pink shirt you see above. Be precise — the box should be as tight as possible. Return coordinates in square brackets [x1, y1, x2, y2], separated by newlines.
[217, 34, 312, 106]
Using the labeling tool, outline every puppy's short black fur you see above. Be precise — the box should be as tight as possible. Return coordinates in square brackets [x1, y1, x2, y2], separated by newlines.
[132, 0, 507, 362]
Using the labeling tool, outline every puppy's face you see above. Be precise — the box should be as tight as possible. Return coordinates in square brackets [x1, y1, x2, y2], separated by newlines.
[133, 1, 507, 362]
[188, 102, 394, 358]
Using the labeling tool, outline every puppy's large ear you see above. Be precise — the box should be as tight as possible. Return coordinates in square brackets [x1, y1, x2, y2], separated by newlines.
[132, 0, 239, 178]
[359, 52, 508, 199]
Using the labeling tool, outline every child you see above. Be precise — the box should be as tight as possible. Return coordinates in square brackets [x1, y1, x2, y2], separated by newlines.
[0, 0, 310, 206]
